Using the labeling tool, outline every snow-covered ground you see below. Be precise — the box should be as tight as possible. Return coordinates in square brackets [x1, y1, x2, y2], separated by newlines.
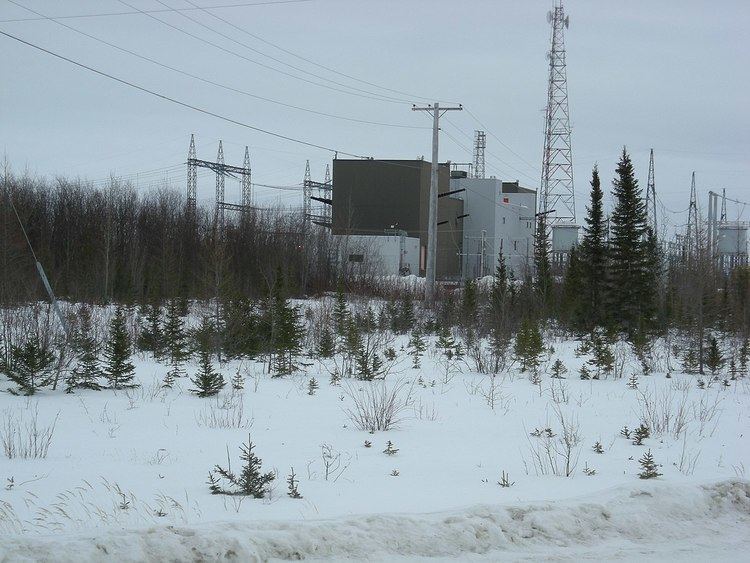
[1, 327, 749, 560]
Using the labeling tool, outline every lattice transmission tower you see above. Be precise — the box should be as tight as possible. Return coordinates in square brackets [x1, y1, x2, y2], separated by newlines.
[303, 160, 312, 223]
[242, 146, 252, 208]
[540, 1, 575, 223]
[187, 134, 197, 215]
[646, 148, 657, 237]
[472, 131, 486, 179]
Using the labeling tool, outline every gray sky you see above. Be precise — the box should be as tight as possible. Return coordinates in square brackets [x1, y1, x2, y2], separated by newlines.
[1, 0, 748, 235]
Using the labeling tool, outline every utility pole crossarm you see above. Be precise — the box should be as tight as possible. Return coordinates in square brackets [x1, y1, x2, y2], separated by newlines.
[411, 102, 462, 305]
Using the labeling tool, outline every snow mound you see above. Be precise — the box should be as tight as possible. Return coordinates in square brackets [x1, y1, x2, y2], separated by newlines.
[2, 480, 748, 562]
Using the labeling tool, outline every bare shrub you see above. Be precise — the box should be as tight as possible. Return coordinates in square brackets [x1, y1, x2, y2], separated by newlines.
[195, 393, 252, 429]
[343, 379, 414, 432]
[1, 404, 58, 459]
[636, 382, 691, 439]
[525, 404, 581, 477]
[693, 392, 723, 437]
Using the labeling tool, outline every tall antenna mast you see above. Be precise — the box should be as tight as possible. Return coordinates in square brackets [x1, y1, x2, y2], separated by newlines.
[646, 148, 657, 236]
[720, 188, 727, 223]
[541, 1, 575, 223]
[472, 131, 486, 179]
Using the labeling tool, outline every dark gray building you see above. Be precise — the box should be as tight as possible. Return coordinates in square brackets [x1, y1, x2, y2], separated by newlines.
[332, 159, 464, 278]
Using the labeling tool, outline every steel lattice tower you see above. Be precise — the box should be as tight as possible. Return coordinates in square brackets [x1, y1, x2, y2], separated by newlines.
[303, 160, 312, 222]
[187, 134, 197, 214]
[541, 1, 575, 223]
[686, 172, 698, 258]
[646, 148, 657, 237]
[323, 164, 332, 223]
[472, 131, 486, 179]
[242, 146, 252, 207]
[216, 140, 225, 230]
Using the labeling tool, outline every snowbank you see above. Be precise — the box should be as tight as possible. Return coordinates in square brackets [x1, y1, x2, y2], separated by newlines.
[2, 479, 748, 562]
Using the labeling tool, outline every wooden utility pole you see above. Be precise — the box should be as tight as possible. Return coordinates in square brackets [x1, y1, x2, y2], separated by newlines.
[412, 102, 462, 305]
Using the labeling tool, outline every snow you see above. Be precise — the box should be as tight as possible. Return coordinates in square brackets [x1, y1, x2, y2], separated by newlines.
[1, 316, 749, 560]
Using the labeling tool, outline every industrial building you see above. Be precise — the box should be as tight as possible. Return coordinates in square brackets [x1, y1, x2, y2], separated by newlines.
[448, 174, 537, 279]
[331, 159, 464, 279]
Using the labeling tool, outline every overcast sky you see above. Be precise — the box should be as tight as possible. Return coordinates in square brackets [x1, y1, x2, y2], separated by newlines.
[1, 0, 748, 235]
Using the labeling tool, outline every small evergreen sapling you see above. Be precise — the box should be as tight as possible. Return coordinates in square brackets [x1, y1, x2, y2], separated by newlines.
[593, 441, 604, 454]
[383, 441, 398, 455]
[138, 302, 164, 357]
[209, 436, 275, 497]
[550, 359, 568, 379]
[67, 333, 103, 392]
[632, 423, 650, 445]
[7, 338, 55, 395]
[286, 468, 302, 499]
[637, 449, 662, 479]
[190, 345, 225, 398]
[627, 373, 639, 389]
[307, 377, 319, 395]
[104, 307, 137, 389]
[316, 327, 335, 359]
[407, 329, 427, 369]
[705, 336, 724, 378]
[579, 365, 591, 380]
[163, 299, 190, 369]
[231, 369, 245, 391]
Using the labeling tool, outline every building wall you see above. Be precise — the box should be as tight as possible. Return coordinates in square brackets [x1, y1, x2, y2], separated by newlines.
[334, 234, 421, 277]
[449, 178, 536, 279]
[332, 159, 462, 278]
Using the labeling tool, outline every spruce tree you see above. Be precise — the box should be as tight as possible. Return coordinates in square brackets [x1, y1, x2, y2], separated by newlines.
[138, 302, 163, 357]
[578, 165, 608, 328]
[637, 449, 662, 479]
[191, 317, 225, 397]
[104, 306, 136, 389]
[550, 359, 568, 379]
[407, 329, 427, 369]
[705, 336, 724, 377]
[514, 318, 544, 373]
[163, 299, 189, 368]
[67, 333, 103, 392]
[7, 338, 55, 395]
[332, 279, 349, 337]
[209, 436, 275, 497]
[461, 279, 477, 324]
[316, 327, 335, 359]
[534, 213, 553, 311]
[607, 149, 654, 332]
[269, 270, 304, 376]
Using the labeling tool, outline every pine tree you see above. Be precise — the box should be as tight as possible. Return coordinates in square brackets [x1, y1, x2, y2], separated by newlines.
[316, 327, 335, 359]
[269, 269, 304, 376]
[637, 449, 662, 479]
[534, 212, 553, 311]
[587, 329, 615, 379]
[578, 166, 608, 329]
[739, 335, 749, 377]
[7, 338, 55, 395]
[209, 436, 275, 497]
[607, 149, 655, 332]
[561, 246, 584, 326]
[392, 292, 415, 334]
[138, 302, 163, 357]
[705, 336, 724, 377]
[104, 306, 136, 389]
[67, 333, 103, 392]
[231, 369, 245, 391]
[307, 377, 319, 395]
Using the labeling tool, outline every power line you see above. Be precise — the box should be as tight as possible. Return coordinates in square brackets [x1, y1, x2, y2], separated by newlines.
[0, 0, 313, 23]
[0, 29, 368, 158]
[181, 0, 457, 105]
[6, 0, 426, 130]
[463, 106, 539, 172]
[115, 0, 413, 105]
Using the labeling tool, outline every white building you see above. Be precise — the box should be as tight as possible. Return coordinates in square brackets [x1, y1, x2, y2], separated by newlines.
[449, 176, 537, 279]
[333, 234, 421, 277]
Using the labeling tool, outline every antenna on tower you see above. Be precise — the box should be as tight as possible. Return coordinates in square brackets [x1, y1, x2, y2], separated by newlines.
[472, 131, 486, 179]
[303, 160, 311, 224]
[541, 0, 575, 224]
[242, 146, 252, 208]
[646, 148, 657, 237]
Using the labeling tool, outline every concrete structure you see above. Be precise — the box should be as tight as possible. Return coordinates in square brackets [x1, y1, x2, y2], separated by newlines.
[331, 159, 464, 279]
[334, 234, 420, 277]
[448, 177, 536, 279]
